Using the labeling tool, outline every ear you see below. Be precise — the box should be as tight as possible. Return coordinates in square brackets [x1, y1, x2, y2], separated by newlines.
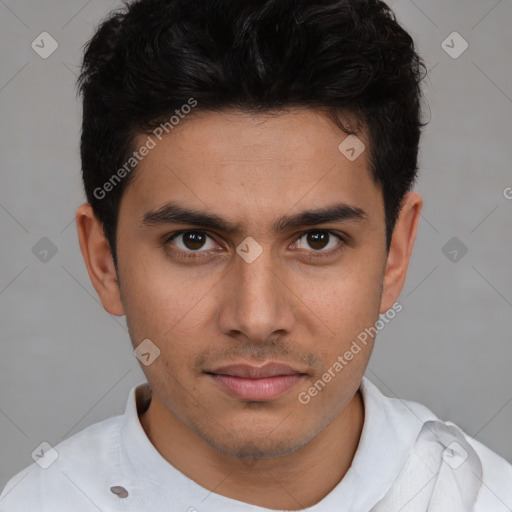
[379, 191, 423, 314]
[76, 203, 125, 316]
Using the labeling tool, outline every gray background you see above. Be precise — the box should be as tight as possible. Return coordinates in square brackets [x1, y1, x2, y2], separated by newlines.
[1, 0, 511, 490]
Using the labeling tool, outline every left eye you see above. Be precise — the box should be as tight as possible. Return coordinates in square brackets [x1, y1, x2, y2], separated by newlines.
[293, 230, 344, 252]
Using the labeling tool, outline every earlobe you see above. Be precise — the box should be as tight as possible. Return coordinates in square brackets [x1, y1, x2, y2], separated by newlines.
[379, 191, 423, 314]
[75, 203, 125, 316]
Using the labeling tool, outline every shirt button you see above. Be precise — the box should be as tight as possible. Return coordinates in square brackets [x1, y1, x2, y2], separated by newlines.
[110, 485, 129, 498]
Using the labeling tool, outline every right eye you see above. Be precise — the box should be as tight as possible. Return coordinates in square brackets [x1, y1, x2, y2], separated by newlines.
[165, 230, 221, 256]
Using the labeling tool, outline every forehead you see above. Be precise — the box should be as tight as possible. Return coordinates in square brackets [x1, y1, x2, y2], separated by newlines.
[135, 108, 367, 166]
[121, 108, 381, 224]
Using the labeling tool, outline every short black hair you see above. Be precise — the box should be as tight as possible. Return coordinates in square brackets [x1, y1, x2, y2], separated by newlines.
[77, 0, 428, 269]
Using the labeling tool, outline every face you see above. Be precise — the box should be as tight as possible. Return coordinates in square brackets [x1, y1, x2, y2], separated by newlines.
[80, 108, 418, 460]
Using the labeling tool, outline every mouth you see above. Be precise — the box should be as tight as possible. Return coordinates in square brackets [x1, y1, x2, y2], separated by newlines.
[204, 362, 307, 402]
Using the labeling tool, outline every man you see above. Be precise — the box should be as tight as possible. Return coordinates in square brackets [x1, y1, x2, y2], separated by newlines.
[1, 0, 511, 510]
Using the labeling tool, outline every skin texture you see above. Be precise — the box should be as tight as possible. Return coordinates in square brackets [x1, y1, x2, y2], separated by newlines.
[76, 108, 422, 510]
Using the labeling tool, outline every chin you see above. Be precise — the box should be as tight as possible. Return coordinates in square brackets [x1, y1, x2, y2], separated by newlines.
[198, 427, 314, 460]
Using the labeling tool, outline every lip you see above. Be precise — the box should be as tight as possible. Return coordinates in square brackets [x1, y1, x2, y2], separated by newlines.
[208, 362, 305, 378]
[205, 362, 307, 401]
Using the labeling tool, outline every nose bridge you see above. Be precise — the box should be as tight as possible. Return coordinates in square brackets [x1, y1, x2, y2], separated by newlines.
[239, 248, 276, 301]
[220, 241, 293, 341]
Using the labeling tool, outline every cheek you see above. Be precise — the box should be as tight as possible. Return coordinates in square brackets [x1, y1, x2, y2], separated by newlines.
[290, 264, 383, 384]
[299, 263, 382, 334]
[122, 271, 199, 389]
[120, 261, 216, 375]
[120, 249, 211, 336]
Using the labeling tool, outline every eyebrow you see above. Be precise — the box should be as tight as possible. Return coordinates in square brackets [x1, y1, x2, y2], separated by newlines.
[140, 201, 368, 234]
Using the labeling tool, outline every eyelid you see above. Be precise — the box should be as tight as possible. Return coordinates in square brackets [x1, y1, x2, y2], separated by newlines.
[166, 230, 220, 250]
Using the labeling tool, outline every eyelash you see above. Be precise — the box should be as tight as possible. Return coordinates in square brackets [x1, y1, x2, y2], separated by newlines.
[164, 230, 347, 260]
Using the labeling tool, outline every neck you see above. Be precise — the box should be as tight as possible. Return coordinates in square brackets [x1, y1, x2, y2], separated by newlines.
[140, 389, 364, 510]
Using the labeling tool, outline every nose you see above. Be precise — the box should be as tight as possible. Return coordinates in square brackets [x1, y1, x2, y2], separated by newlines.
[216, 244, 295, 344]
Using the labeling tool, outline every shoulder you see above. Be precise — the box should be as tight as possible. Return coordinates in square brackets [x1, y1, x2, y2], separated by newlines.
[361, 377, 512, 509]
[459, 426, 512, 511]
[0, 414, 123, 512]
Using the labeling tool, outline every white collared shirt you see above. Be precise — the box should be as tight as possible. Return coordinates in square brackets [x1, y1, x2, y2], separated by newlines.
[1, 377, 511, 511]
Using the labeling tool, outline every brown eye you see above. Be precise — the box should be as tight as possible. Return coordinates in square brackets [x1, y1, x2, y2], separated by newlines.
[306, 232, 329, 250]
[167, 231, 217, 252]
[182, 231, 207, 250]
[295, 230, 344, 252]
